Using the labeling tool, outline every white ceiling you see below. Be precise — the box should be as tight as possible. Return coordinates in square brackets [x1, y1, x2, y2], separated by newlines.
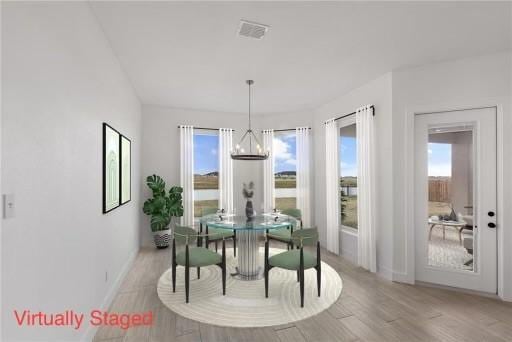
[90, 1, 511, 114]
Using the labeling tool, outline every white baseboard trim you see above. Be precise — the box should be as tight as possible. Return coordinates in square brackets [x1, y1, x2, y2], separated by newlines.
[377, 265, 393, 280]
[499, 292, 512, 302]
[392, 271, 414, 284]
[416, 281, 501, 300]
[81, 248, 139, 342]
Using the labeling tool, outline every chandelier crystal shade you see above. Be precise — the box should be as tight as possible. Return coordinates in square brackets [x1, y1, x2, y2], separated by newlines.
[231, 80, 269, 161]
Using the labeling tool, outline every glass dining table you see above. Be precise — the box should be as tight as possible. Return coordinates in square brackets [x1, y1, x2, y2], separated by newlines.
[199, 213, 293, 280]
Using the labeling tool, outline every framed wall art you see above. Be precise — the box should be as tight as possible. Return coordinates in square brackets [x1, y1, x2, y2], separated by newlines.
[120, 135, 131, 205]
[103, 123, 121, 213]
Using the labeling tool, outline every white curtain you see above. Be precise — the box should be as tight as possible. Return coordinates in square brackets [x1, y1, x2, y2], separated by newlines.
[262, 130, 275, 213]
[325, 119, 340, 254]
[356, 105, 377, 272]
[180, 125, 194, 226]
[296, 127, 311, 227]
[219, 128, 234, 214]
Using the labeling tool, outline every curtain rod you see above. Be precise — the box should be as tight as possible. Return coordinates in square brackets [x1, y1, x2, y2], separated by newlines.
[177, 126, 235, 131]
[262, 127, 312, 133]
[325, 105, 375, 124]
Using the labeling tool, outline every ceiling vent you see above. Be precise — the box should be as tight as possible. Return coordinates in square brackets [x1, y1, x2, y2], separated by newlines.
[238, 20, 269, 39]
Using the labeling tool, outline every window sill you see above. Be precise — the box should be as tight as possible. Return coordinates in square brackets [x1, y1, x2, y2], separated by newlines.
[340, 226, 358, 237]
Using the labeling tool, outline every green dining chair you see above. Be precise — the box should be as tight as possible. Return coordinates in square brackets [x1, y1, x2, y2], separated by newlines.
[199, 207, 237, 257]
[266, 208, 302, 250]
[172, 225, 226, 303]
[264, 228, 321, 308]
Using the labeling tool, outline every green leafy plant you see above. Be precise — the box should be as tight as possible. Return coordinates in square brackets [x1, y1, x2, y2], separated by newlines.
[143, 175, 184, 232]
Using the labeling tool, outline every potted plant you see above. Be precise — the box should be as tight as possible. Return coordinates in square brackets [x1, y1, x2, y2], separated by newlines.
[143, 175, 184, 249]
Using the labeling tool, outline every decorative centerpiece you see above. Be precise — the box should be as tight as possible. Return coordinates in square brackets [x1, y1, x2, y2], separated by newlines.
[243, 182, 255, 220]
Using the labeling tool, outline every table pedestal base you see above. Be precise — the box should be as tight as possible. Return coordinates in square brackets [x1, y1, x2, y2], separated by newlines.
[233, 230, 262, 281]
[230, 266, 264, 281]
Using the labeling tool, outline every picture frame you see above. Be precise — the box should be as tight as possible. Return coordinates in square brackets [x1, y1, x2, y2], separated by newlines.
[103, 123, 121, 213]
[120, 135, 131, 205]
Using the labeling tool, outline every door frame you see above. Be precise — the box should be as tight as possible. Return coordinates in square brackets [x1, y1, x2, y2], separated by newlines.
[401, 98, 509, 301]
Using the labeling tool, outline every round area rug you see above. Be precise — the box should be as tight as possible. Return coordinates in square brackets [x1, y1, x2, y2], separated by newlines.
[157, 248, 342, 327]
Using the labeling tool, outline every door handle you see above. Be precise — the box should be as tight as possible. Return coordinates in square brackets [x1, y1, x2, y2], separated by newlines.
[488, 222, 496, 228]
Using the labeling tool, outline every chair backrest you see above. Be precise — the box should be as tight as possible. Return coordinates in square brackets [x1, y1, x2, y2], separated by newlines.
[281, 208, 302, 220]
[201, 207, 219, 216]
[174, 225, 198, 245]
[291, 228, 318, 247]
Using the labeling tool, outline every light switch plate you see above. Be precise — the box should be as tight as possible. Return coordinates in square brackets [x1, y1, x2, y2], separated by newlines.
[3, 194, 15, 219]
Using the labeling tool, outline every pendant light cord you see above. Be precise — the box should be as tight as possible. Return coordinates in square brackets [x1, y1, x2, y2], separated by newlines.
[248, 81, 252, 131]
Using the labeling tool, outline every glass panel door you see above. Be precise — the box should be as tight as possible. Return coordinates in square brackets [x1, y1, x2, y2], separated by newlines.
[414, 107, 497, 293]
[427, 126, 475, 272]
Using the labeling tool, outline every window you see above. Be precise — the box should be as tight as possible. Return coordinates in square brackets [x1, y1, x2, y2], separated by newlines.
[339, 123, 358, 229]
[428, 142, 452, 217]
[193, 132, 219, 217]
[273, 132, 296, 210]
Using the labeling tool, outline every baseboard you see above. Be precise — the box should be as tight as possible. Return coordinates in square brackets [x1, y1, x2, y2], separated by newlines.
[392, 271, 414, 284]
[415, 281, 501, 300]
[377, 265, 393, 280]
[81, 248, 139, 342]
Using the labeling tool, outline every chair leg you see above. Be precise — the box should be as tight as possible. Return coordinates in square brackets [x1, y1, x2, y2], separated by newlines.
[172, 239, 176, 293]
[185, 266, 190, 303]
[215, 241, 218, 253]
[297, 270, 299, 282]
[264, 240, 269, 298]
[172, 262, 177, 293]
[233, 232, 237, 257]
[300, 268, 305, 308]
[299, 248, 304, 308]
[222, 239, 226, 295]
[185, 245, 190, 303]
[199, 223, 203, 247]
[316, 266, 321, 297]
[206, 225, 209, 250]
[197, 267, 200, 279]
[316, 241, 321, 297]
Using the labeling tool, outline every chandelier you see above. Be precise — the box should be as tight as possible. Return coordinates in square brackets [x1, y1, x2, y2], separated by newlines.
[231, 80, 269, 161]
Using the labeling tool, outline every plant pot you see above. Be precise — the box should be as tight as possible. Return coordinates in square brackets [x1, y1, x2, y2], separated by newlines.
[152, 228, 171, 249]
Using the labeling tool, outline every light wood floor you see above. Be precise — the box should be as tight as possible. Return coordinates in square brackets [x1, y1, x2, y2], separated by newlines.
[94, 243, 512, 342]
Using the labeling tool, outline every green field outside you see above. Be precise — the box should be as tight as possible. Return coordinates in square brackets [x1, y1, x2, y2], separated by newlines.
[275, 176, 296, 189]
[341, 196, 358, 229]
[340, 176, 357, 187]
[275, 197, 296, 211]
[194, 200, 219, 217]
[275, 176, 357, 188]
[194, 175, 218, 190]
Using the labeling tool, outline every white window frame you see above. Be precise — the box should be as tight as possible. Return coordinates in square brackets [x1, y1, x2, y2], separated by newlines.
[193, 130, 220, 223]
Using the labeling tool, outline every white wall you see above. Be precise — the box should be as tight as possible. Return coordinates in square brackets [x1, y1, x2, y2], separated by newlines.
[2, 2, 141, 341]
[141, 105, 265, 246]
[313, 73, 394, 278]
[391, 52, 512, 299]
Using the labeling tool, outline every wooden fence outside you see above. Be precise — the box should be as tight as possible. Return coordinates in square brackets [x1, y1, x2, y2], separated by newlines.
[429, 178, 451, 203]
